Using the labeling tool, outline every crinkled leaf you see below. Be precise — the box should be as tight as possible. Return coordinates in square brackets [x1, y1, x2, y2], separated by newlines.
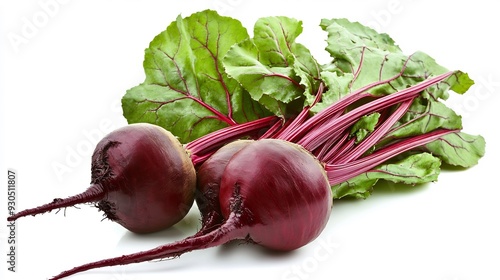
[292, 43, 322, 97]
[310, 70, 353, 113]
[252, 16, 302, 66]
[333, 178, 376, 199]
[318, 18, 474, 106]
[420, 70, 474, 100]
[450, 71, 475, 94]
[223, 39, 301, 116]
[253, 16, 321, 95]
[223, 16, 320, 116]
[332, 152, 442, 199]
[424, 131, 486, 167]
[350, 113, 380, 143]
[383, 96, 463, 140]
[122, 10, 269, 143]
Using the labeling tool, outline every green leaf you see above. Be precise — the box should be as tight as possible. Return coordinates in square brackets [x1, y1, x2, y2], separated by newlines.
[350, 113, 380, 143]
[223, 16, 320, 116]
[318, 18, 474, 104]
[318, 18, 482, 169]
[424, 131, 486, 167]
[122, 10, 269, 143]
[383, 96, 463, 140]
[421, 70, 474, 100]
[292, 43, 322, 97]
[310, 70, 353, 113]
[332, 152, 442, 199]
[450, 71, 475, 94]
[223, 39, 301, 116]
[252, 16, 302, 67]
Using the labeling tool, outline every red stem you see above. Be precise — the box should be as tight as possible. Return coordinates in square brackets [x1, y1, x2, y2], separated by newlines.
[283, 62, 415, 143]
[186, 116, 279, 166]
[283, 93, 372, 143]
[325, 129, 456, 185]
[323, 136, 356, 163]
[298, 72, 453, 151]
[317, 132, 350, 162]
[258, 118, 286, 139]
[334, 99, 414, 164]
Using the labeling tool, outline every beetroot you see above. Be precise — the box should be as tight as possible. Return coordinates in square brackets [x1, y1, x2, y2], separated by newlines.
[194, 140, 253, 236]
[8, 123, 196, 233]
[218, 139, 332, 250]
[47, 139, 333, 279]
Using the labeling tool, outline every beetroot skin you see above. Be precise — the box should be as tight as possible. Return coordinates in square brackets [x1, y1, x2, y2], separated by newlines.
[219, 139, 332, 250]
[91, 123, 196, 233]
[194, 140, 253, 236]
[8, 123, 197, 233]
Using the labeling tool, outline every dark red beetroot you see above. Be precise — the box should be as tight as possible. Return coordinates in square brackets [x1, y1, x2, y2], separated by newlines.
[194, 140, 253, 236]
[219, 139, 332, 250]
[48, 139, 333, 279]
[7, 123, 196, 233]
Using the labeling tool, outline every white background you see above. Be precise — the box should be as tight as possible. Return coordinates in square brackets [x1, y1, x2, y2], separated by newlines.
[1, 1, 499, 280]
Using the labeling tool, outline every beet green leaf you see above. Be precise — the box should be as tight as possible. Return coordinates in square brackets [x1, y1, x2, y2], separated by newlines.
[332, 152, 442, 199]
[424, 131, 486, 168]
[223, 16, 321, 117]
[316, 18, 472, 111]
[122, 10, 270, 143]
